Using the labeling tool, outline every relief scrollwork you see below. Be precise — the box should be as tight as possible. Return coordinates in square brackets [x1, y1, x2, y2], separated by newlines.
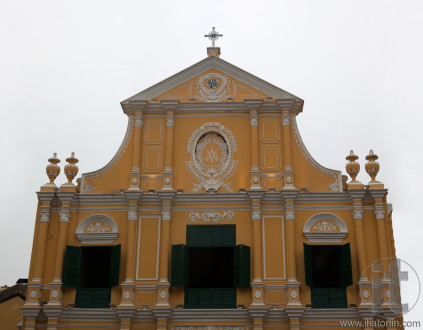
[189, 210, 234, 223]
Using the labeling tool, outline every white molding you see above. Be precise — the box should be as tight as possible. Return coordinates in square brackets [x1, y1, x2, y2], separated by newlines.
[262, 216, 286, 281]
[75, 214, 118, 244]
[303, 213, 348, 243]
[136, 216, 161, 281]
[122, 55, 302, 103]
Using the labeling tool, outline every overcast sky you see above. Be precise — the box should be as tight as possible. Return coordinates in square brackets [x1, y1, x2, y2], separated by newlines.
[1, 0, 422, 321]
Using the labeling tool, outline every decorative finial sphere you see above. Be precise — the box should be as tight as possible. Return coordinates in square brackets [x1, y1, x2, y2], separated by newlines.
[365, 149, 380, 182]
[64, 152, 79, 185]
[46, 153, 61, 185]
[345, 150, 360, 182]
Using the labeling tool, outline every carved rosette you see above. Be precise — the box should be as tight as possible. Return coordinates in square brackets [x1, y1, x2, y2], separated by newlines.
[186, 122, 238, 192]
[64, 152, 79, 185]
[346, 150, 360, 182]
[46, 153, 61, 185]
[365, 149, 380, 182]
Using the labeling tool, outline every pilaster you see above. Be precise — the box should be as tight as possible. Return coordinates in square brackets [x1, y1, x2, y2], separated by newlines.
[155, 191, 176, 307]
[246, 100, 263, 189]
[48, 191, 75, 306]
[281, 109, 295, 189]
[119, 191, 142, 307]
[129, 110, 143, 190]
[162, 101, 179, 190]
[248, 190, 265, 306]
[281, 190, 301, 306]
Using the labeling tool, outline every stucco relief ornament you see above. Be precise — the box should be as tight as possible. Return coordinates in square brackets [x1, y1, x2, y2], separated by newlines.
[311, 220, 338, 232]
[84, 221, 113, 233]
[195, 73, 230, 102]
[189, 210, 234, 223]
[186, 122, 238, 192]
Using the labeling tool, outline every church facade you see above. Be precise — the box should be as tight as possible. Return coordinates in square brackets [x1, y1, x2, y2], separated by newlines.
[21, 46, 402, 330]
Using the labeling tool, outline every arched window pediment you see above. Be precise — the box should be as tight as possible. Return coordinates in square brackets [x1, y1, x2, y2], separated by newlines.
[76, 215, 119, 245]
[303, 213, 348, 243]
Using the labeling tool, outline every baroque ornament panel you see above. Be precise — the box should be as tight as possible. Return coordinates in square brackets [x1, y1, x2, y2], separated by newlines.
[186, 122, 238, 192]
[75, 214, 119, 244]
[195, 72, 231, 102]
[303, 213, 348, 243]
[189, 210, 234, 223]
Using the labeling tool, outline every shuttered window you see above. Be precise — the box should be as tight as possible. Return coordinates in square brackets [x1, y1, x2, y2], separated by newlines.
[62, 244, 121, 308]
[171, 244, 186, 287]
[171, 225, 250, 308]
[186, 224, 236, 247]
[303, 243, 352, 308]
[235, 244, 250, 288]
[63, 246, 81, 288]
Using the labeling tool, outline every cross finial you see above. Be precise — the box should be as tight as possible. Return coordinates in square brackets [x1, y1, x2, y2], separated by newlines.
[205, 27, 223, 47]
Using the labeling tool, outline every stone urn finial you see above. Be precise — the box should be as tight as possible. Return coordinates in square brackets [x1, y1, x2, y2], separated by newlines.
[346, 150, 360, 182]
[64, 152, 79, 185]
[46, 153, 61, 185]
[365, 149, 380, 182]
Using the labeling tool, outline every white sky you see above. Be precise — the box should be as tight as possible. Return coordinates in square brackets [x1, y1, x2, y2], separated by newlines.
[1, 0, 422, 322]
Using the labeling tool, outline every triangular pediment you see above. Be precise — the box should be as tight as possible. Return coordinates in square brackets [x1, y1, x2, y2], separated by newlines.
[123, 55, 302, 103]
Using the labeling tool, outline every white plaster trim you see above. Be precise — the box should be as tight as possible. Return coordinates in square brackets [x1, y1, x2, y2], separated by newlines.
[75, 215, 118, 244]
[303, 213, 348, 243]
[81, 117, 134, 193]
[262, 216, 286, 280]
[136, 216, 161, 281]
[123, 56, 302, 102]
[291, 116, 342, 192]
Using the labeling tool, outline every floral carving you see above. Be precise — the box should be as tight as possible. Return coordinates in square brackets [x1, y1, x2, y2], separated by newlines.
[310, 220, 339, 233]
[189, 210, 234, 223]
[83, 221, 113, 233]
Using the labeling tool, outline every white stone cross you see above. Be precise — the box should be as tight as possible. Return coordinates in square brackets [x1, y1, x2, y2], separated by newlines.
[204, 27, 223, 47]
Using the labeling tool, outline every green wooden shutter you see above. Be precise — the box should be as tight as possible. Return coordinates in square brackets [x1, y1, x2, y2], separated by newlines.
[109, 244, 121, 287]
[171, 244, 186, 286]
[186, 225, 235, 247]
[76, 288, 111, 308]
[341, 243, 353, 287]
[235, 245, 250, 287]
[311, 287, 347, 308]
[63, 245, 81, 288]
[303, 243, 313, 287]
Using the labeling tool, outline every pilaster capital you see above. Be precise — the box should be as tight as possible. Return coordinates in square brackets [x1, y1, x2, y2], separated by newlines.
[59, 211, 70, 223]
[285, 208, 295, 220]
[353, 208, 363, 220]
[166, 110, 175, 127]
